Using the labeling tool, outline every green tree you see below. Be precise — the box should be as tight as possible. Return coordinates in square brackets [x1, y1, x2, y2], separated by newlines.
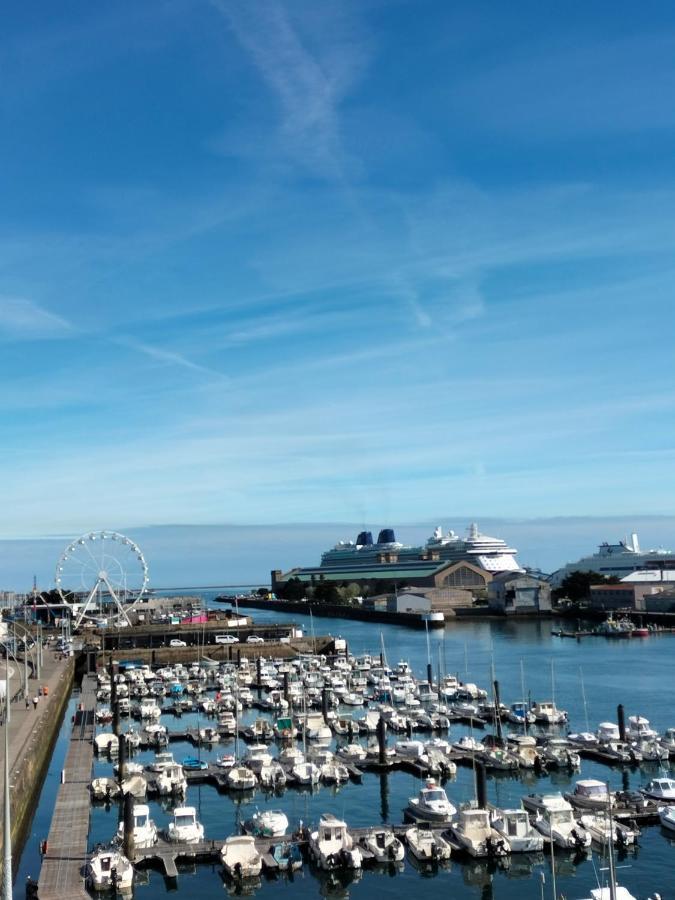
[552, 570, 619, 604]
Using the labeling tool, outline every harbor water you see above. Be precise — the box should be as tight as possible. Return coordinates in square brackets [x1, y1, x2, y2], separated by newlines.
[17, 599, 675, 898]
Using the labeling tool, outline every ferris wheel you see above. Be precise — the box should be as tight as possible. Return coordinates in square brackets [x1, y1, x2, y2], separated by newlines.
[55, 531, 149, 628]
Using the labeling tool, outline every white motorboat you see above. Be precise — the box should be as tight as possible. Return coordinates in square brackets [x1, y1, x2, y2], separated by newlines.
[478, 746, 519, 771]
[658, 804, 675, 832]
[94, 733, 119, 755]
[531, 700, 567, 724]
[291, 761, 321, 785]
[450, 806, 508, 858]
[116, 804, 158, 849]
[490, 808, 544, 853]
[578, 812, 639, 849]
[627, 715, 657, 741]
[632, 738, 669, 761]
[90, 777, 120, 802]
[359, 827, 405, 862]
[582, 888, 638, 900]
[156, 764, 187, 796]
[597, 722, 621, 744]
[244, 744, 273, 774]
[406, 780, 457, 823]
[139, 697, 161, 719]
[87, 846, 134, 893]
[246, 809, 289, 837]
[405, 825, 452, 861]
[394, 740, 428, 761]
[277, 746, 304, 767]
[565, 780, 612, 810]
[166, 806, 205, 844]
[215, 754, 235, 769]
[541, 738, 580, 769]
[531, 796, 591, 849]
[642, 777, 675, 802]
[146, 751, 175, 773]
[659, 727, 675, 756]
[452, 736, 484, 753]
[198, 726, 220, 744]
[220, 835, 263, 878]
[320, 761, 350, 784]
[259, 761, 287, 789]
[507, 735, 540, 769]
[308, 814, 362, 870]
[336, 743, 368, 763]
[121, 774, 147, 799]
[568, 731, 599, 748]
[226, 765, 257, 791]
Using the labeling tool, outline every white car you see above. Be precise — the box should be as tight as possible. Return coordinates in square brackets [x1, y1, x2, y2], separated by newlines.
[169, 639, 187, 647]
[246, 635, 265, 644]
[215, 635, 240, 645]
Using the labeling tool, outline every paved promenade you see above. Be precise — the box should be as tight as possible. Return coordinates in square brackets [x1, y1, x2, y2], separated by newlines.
[0, 644, 74, 885]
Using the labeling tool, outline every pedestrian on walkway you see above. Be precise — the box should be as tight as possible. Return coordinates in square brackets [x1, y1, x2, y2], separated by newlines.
[25, 697, 30, 710]
[32, 695, 38, 710]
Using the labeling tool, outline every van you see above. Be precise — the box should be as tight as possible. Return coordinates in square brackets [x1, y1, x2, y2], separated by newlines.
[215, 634, 239, 645]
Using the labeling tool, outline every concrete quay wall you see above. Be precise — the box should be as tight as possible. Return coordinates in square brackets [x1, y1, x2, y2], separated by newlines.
[230, 596, 441, 628]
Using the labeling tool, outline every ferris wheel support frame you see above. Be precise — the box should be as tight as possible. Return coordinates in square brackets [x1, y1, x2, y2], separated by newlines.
[72, 571, 134, 629]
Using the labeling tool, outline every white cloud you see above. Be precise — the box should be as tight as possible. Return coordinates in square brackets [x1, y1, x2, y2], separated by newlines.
[0, 297, 72, 340]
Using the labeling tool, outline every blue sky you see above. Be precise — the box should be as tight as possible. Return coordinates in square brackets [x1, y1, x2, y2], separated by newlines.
[3, 1, 675, 549]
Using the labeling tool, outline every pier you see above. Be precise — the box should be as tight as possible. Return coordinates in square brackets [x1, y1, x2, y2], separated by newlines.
[38, 674, 97, 900]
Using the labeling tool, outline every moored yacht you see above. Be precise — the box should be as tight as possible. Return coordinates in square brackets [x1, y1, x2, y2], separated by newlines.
[308, 814, 362, 870]
[490, 807, 544, 853]
[87, 846, 134, 894]
[166, 806, 204, 844]
[449, 806, 508, 858]
[406, 780, 457, 822]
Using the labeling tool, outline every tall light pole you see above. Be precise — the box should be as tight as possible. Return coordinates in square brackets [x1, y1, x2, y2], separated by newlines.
[2, 714, 12, 900]
[4, 655, 10, 726]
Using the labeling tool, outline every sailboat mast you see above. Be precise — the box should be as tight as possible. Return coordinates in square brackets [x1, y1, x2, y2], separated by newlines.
[580, 667, 590, 734]
[606, 783, 618, 900]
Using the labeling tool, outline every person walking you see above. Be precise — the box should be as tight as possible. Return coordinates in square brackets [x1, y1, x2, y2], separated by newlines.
[25, 697, 30, 710]
[32, 695, 38, 710]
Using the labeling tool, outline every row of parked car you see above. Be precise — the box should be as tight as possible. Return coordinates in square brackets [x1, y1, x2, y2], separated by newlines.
[168, 634, 265, 648]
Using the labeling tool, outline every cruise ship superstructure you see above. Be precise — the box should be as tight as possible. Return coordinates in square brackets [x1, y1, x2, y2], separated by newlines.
[550, 533, 675, 587]
[320, 524, 521, 574]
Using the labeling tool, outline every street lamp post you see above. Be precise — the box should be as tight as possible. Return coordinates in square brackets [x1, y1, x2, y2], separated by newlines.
[2, 716, 11, 900]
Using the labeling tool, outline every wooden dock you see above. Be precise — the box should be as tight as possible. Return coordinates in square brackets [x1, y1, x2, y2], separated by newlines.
[38, 675, 97, 900]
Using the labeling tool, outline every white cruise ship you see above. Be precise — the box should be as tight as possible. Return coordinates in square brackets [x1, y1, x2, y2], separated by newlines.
[549, 533, 675, 587]
[409, 523, 521, 573]
[320, 524, 521, 574]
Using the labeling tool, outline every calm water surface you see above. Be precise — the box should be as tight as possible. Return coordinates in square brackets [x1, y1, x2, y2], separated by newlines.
[16, 600, 675, 899]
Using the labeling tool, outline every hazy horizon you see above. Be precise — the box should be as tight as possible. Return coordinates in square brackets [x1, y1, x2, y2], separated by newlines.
[2, 515, 675, 593]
